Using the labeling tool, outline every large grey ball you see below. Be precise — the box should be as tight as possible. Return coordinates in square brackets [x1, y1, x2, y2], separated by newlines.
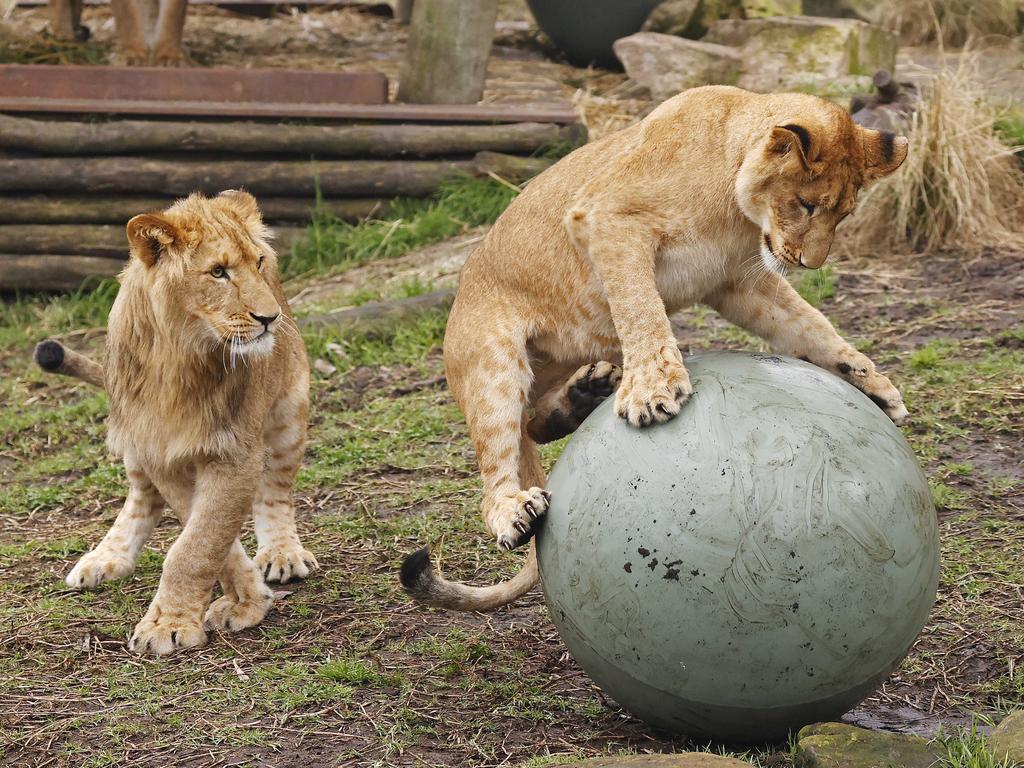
[538, 352, 938, 742]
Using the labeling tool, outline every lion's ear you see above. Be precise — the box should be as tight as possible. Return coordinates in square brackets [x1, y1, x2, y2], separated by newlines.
[860, 128, 909, 183]
[768, 123, 813, 171]
[218, 188, 263, 227]
[126, 213, 181, 267]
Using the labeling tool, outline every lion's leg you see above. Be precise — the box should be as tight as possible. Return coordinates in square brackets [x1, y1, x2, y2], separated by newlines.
[66, 456, 165, 589]
[527, 361, 622, 444]
[150, 0, 189, 66]
[447, 322, 548, 551]
[253, 374, 317, 584]
[110, 0, 150, 64]
[205, 539, 275, 634]
[47, 0, 76, 39]
[129, 458, 264, 655]
[708, 271, 907, 423]
[566, 208, 691, 427]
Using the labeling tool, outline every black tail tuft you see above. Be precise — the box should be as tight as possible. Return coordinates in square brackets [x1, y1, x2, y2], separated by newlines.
[34, 340, 65, 372]
[400, 547, 433, 593]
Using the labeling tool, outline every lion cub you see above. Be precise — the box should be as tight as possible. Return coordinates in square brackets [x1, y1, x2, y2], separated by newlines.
[402, 86, 910, 612]
[36, 191, 315, 655]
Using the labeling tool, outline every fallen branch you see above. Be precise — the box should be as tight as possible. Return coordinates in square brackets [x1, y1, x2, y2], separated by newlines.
[298, 288, 456, 336]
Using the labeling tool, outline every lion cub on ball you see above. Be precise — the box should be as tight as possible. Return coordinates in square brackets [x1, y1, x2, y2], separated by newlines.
[36, 190, 315, 655]
[402, 86, 910, 612]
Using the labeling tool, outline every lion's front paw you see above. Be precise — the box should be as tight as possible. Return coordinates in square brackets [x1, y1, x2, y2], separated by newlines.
[151, 46, 189, 67]
[834, 354, 908, 424]
[129, 606, 207, 656]
[615, 348, 692, 427]
[114, 46, 150, 66]
[486, 487, 550, 551]
[204, 588, 274, 633]
[254, 541, 318, 583]
[66, 548, 135, 589]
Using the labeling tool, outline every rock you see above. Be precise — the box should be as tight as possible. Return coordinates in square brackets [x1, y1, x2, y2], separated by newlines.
[741, 0, 802, 18]
[685, 0, 745, 38]
[643, 0, 701, 36]
[545, 754, 753, 768]
[795, 722, 942, 768]
[614, 32, 742, 101]
[989, 710, 1024, 765]
[313, 358, 336, 376]
[704, 15, 897, 95]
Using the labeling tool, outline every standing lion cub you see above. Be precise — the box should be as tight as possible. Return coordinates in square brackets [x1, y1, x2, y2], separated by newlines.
[36, 191, 315, 655]
[402, 86, 910, 611]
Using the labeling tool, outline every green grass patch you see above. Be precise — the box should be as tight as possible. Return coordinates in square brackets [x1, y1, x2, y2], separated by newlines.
[283, 176, 517, 278]
[0, 33, 109, 66]
[795, 264, 837, 307]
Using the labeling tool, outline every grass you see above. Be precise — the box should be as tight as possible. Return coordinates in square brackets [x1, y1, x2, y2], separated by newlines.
[0, 30, 109, 66]
[846, 55, 1024, 253]
[283, 175, 518, 278]
[795, 264, 837, 308]
[880, 0, 1019, 46]
[0, 153, 1022, 764]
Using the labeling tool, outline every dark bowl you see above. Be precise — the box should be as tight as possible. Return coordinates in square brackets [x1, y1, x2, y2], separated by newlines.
[526, 0, 662, 69]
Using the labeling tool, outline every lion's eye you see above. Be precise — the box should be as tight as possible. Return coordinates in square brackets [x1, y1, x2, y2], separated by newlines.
[257, 257, 265, 270]
[798, 198, 816, 216]
[211, 265, 228, 279]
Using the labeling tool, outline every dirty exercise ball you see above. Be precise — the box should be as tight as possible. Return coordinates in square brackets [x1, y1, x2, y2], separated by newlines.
[536, 352, 938, 743]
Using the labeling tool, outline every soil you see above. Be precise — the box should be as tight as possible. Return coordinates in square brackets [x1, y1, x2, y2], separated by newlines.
[1, 2, 1023, 765]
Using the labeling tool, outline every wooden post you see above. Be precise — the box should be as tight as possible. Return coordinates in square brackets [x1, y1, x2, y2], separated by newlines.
[395, 0, 415, 24]
[397, 0, 499, 104]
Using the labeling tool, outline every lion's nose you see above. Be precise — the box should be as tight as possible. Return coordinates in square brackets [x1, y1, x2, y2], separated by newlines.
[251, 311, 280, 328]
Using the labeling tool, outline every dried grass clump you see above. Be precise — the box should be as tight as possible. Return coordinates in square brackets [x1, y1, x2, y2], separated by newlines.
[844, 58, 1024, 254]
[882, 0, 1019, 47]
[571, 85, 652, 141]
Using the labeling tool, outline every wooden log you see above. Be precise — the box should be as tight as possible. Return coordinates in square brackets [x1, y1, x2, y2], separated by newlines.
[298, 288, 455, 335]
[0, 152, 553, 196]
[0, 254, 123, 293]
[0, 157, 478, 196]
[0, 224, 307, 257]
[398, 0, 499, 104]
[0, 195, 391, 224]
[0, 114, 584, 157]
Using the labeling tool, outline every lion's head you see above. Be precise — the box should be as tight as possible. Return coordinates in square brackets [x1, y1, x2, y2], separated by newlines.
[122, 190, 283, 361]
[735, 95, 908, 272]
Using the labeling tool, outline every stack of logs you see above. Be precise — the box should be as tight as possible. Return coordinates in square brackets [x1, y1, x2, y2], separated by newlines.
[0, 113, 581, 291]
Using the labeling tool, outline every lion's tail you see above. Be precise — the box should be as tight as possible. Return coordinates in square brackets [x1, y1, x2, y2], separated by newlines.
[33, 339, 105, 389]
[399, 540, 539, 611]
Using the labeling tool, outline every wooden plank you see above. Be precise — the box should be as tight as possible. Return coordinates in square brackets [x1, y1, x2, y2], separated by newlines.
[0, 97, 580, 124]
[0, 114, 584, 156]
[0, 195, 391, 224]
[0, 64, 387, 106]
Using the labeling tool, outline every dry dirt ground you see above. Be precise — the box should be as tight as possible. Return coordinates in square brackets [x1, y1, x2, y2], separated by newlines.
[0, 241, 1021, 767]
[1, 2, 1023, 766]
